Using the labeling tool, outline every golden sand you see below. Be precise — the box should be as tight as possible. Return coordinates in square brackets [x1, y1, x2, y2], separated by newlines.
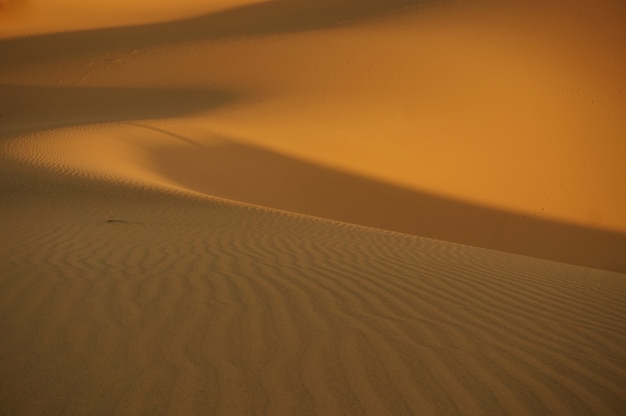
[1, 0, 625, 414]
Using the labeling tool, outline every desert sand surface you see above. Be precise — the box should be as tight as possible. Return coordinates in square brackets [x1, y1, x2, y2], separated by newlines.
[1, 0, 626, 415]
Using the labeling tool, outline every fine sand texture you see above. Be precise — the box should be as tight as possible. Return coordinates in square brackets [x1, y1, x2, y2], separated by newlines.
[1, 0, 626, 415]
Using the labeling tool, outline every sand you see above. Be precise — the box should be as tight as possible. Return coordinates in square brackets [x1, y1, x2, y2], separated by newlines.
[1, 0, 625, 414]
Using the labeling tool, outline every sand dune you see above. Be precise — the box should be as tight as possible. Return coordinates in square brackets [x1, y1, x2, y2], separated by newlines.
[1, 0, 625, 269]
[1, 0, 626, 414]
[1, 165, 625, 415]
[151, 136, 626, 272]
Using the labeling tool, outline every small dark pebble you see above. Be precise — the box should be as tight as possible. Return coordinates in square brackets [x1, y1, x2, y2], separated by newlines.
[105, 219, 130, 224]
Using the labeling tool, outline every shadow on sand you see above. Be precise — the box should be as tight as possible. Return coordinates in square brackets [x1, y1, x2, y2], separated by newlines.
[0, 84, 239, 135]
[0, 0, 443, 69]
[0, 81, 624, 273]
[152, 136, 626, 273]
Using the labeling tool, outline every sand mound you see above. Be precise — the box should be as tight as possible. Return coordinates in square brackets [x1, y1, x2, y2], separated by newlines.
[1, 0, 625, 414]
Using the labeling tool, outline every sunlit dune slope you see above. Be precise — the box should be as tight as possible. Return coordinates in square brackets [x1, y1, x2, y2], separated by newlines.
[1, 0, 624, 270]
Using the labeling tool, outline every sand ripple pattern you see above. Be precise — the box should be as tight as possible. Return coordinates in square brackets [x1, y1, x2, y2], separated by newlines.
[1, 186, 625, 416]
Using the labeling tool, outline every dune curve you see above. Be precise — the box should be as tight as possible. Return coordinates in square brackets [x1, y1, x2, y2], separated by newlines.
[1, 0, 625, 415]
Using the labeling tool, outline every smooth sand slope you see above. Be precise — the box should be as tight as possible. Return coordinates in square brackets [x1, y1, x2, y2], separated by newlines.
[1, 0, 625, 271]
[1, 0, 626, 415]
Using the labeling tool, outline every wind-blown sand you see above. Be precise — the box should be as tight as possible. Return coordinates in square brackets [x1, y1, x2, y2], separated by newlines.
[1, 0, 625, 414]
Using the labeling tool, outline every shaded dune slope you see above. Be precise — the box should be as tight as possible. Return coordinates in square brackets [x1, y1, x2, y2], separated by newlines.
[0, 0, 442, 69]
[153, 138, 626, 273]
[0, 84, 238, 132]
[1, 172, 625, 415]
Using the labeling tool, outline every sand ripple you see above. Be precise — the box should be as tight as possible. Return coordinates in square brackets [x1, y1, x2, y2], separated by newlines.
[1, 184, 625, 415]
